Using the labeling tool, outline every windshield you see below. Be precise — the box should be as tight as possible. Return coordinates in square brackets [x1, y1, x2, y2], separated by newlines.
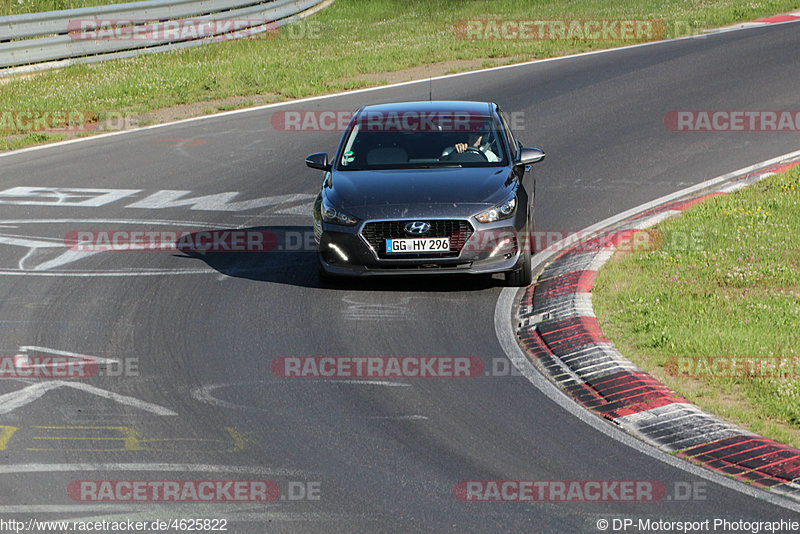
[337, 111, 508, 170]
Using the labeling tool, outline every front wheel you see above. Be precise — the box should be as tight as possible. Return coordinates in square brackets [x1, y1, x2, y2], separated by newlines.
[317, 256, 337, 286]
[504, 209, 534, 287]
[504, 245, 532, 287]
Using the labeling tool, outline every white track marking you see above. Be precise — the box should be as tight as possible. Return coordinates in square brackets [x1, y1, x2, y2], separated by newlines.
[191, 383, 243, 409]
[494, 149, 800, 513]
[0, 218, 247, 276]
[0, 381, 177, 416]
[25, 249, 103, 271]
[192, 380, 414, 421]
[0, 463, 304, 475]
[0, 381, 60, 413]
[0, 14, 795, 515]
[2, 18, 798, 159]
[0, 187, 314, 213]
[125, 191, 314, 211]
[496, 290, 800, 512]
[0, 234, 63, 248]
[0, 230, 103, 271]
[0, 187, 141, 207]
[0, 268, 218, 277]
[341, 296, 413, 321]
[526, 148, 800, 273]
[15, 345, 119, 368]
[362, 415, 427, 421]
[320, 379, 410, 386]
[0, 218, 234, 227]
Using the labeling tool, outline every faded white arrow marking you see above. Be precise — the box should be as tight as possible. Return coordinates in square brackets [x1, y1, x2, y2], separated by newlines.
[126, 191, 315, 211]
[14, 345, 119, 371]
[25, 249, 104, 271]
[0, 232, 102, 271]
[0, 187, 141, 207]
[0, 218, 289, 275]
[0, 381, 177, 416]
[0, 234, 63, 248]
[0, 381, 60, 413]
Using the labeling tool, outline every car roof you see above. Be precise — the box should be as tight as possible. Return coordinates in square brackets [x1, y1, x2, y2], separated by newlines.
[357, 101, 496, 116]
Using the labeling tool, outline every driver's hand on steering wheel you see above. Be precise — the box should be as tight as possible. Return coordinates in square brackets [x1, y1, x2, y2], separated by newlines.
[458, 133, 484, 153]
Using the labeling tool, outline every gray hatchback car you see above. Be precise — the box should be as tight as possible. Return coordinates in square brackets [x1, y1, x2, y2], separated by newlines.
[306, 100, 545, 286]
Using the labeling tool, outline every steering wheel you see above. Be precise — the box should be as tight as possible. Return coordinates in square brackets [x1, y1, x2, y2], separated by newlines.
[463, 147, 489, 161]
[443, 146, 489, 162]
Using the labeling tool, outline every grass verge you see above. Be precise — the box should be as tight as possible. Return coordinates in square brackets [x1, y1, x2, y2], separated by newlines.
[2, 0, 800, 150]
[594, 165, 800, 448]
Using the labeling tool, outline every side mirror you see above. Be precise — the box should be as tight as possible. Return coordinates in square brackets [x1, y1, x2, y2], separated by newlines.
[516, 147, 546, 166]
[305, 152, 331, 171]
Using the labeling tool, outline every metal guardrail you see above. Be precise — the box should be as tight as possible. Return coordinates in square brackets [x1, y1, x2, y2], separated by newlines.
[0, 0, 325, 74]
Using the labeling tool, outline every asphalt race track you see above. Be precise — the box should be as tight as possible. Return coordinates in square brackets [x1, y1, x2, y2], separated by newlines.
[1, 22, 799, 532]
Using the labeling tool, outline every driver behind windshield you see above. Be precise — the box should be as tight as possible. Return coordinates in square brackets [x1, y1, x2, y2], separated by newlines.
[440, 129, 500, 162]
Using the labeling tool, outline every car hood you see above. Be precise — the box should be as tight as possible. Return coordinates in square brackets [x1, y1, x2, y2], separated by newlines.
[328, 167, 515, 214]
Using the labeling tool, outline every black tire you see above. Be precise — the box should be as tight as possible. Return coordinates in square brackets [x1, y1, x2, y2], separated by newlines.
[505, 208, 534, 287]
[504, 245, 532, 287]
[317, 256, 336, 286]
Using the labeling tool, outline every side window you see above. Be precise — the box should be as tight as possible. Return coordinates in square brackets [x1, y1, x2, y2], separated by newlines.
[498, 111, 518, 158]
[339, 124, 359, 167]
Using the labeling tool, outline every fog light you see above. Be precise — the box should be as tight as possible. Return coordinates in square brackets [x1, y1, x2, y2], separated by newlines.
[328, 243, 349, 262]
[489, 237, 513, 258]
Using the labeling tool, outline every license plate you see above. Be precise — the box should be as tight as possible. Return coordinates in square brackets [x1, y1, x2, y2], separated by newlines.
[386, 237, 450, 253]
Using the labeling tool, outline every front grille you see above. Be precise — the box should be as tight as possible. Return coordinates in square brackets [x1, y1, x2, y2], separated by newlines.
[361, 220, 474, 259]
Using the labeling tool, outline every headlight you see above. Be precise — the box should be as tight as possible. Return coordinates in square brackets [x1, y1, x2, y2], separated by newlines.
[321, 195, 359, 226]
[475, 194, 517, 223]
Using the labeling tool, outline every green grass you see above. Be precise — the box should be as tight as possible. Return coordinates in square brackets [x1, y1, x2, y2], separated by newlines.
[2, 0, 800, 451]
[0, 131, 62, 149]
[594, 166, 800, 448]
[2, 0, 799, 150]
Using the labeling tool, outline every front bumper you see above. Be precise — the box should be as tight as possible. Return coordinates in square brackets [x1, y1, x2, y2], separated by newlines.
[316, 217, 525, 277]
